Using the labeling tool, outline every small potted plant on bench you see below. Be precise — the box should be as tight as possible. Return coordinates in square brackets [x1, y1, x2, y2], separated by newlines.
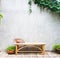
[6, 46, 16, 54]
[53, 44, 60, 54]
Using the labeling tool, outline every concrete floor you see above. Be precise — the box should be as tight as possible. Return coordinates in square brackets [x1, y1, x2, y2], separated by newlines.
[0, 51, 60, 58]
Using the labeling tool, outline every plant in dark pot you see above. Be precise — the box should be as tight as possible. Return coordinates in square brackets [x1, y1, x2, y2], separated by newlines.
[53, 44, 60, 54]
[6, 46, 16, 54]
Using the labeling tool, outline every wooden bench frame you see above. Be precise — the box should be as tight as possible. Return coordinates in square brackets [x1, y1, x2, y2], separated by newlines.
[15, 42, 45, 55]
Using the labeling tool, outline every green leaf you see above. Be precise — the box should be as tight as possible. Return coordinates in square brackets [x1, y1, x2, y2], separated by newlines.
[29, 8, 32, 14]
[0, 14, 3, 19]
[28, 0, 32, 6]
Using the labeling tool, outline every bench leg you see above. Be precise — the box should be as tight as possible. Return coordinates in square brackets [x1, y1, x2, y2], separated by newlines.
[41, 45, 45, 55]
[15, 45, 18, 55]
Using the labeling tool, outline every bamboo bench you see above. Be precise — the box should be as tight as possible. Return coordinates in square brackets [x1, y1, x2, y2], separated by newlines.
[15, 42, 45, 55]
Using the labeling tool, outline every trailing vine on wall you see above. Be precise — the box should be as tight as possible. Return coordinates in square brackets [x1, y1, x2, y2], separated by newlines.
[28, 0, 60, 14]
[28, 0, 32, 14]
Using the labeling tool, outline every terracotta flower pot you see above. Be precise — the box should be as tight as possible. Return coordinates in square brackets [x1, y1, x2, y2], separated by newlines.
[15, 38, 25, 43]
[7, 50, 15, 54]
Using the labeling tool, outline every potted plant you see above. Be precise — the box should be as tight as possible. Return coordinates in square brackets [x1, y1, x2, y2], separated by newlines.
[6, 46, 16, 54]
[53, 44, 60, 54]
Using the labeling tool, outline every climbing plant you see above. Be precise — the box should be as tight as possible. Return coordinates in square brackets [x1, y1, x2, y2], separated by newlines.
[28, 0, 60, 14]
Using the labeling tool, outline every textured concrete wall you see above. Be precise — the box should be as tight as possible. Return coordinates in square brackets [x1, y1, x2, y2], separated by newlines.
[0, 0, 60, 50]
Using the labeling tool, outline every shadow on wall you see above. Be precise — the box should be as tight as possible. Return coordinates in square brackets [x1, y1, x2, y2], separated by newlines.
[49, 12, 60, 44]
[40, 8, 60, 22]
[49, 11, 60, 44]
[39, 9, 60, 45]
[50, 12, 60, 22]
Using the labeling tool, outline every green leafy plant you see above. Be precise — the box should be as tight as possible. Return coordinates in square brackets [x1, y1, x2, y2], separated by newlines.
[6, 46, 16, 51]
[28, 0, 60, 14]
[53, 44, 60, 50]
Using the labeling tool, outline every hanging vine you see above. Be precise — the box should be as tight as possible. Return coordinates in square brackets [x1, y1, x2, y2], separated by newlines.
[28, 0, 60, 14]
[28, 0, 32, 14]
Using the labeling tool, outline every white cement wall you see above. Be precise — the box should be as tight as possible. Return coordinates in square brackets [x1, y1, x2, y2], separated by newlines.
[0, 0, 60, 50]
